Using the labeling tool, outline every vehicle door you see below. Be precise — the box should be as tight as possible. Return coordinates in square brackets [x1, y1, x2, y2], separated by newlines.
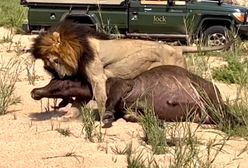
[128, 0, 188, 35]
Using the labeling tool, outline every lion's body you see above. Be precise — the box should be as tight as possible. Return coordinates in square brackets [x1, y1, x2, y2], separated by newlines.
[81, 38, 188, 116]
[31, 21, 229, 121]
[91, 38, 186, 79]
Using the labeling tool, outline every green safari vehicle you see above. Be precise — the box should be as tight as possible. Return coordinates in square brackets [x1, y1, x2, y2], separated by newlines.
[21, 0, 248, 45]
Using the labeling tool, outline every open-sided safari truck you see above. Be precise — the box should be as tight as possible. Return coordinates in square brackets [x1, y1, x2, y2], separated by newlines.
[21, 0, 248, 45]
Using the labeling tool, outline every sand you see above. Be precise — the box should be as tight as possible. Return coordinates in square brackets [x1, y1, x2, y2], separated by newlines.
[0, 28, 247, 168]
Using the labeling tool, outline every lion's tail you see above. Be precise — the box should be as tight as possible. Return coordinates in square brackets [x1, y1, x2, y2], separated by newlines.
[175, 40, 233, 53]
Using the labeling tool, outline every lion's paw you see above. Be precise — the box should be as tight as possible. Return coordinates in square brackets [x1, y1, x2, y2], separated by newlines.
[52, 106, 81, 122]
[123, 113, 138, 122]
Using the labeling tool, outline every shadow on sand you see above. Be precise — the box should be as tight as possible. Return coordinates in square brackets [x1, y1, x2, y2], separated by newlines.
[29, 110, 67, 121]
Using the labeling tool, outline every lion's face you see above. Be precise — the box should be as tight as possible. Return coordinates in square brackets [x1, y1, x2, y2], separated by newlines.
[31, 29, 83, 78]
[42, 54, 73, 78]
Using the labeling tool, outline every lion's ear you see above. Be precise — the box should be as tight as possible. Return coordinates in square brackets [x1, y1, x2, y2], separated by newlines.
[53, 32, 61, 43]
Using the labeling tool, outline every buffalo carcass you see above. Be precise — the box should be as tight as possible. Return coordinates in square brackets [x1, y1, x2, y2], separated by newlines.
[31, 65, 241, 127]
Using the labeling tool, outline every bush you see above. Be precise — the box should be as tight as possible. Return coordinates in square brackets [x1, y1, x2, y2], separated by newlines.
[212, 56, 248, 85]
[138, 104, 167, 154]
[0, 57, 22, 115]
[0, 0, 27, 30]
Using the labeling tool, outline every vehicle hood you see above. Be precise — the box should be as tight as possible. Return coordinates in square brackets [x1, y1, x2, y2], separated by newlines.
[190, 1, 248, 13]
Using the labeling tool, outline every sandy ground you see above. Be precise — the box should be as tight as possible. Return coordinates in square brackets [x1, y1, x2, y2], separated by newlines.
[0, 27, 248, 168]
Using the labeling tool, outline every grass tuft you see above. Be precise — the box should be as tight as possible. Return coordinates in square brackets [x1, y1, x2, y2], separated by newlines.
[81, 107, 96, 142]
[212, 56, 248, 85]
[55, 128, 72, 137]
[126, 144, 159, 168]
[0, 0, 27, 30]
[138, 103, 167, 154]
[111, 143, 133, 155]
[0, 57, 22, 115]
[81, 107, 105, 142]
[222, 100, 248, 138]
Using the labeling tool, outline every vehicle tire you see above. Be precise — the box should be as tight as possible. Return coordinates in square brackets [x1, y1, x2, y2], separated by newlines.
[22, 24, 30, 33]
[202, 25, 231, 47]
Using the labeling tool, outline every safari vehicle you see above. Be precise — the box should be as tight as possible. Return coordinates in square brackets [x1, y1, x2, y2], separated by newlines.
[21, 0, 248, 45]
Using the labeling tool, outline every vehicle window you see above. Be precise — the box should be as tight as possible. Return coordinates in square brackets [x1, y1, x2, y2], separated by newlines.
[140, 0, 186, 5]
[140, 0, 168, 5]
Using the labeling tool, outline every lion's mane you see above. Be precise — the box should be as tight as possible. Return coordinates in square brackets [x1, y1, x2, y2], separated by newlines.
[31, 21, 110, 78]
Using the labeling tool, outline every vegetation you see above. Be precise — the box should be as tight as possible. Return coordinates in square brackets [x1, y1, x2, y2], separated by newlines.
[223, 100, 248, 138]
[0, 0, 27, 31]
[81, 107, 97, 142]
[186, 40, 248, 139]
[0, 57, 22, 115]
[81, 107, 105, 142]
[112, 142, 160, 168]
[55, 128, 72, 137]
[127, 149, 159, 168]
[138, 103, 167, 154]
[212, 55, 248, 85]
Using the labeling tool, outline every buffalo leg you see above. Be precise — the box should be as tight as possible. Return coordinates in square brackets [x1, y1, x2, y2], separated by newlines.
[102, 80, 133, 128]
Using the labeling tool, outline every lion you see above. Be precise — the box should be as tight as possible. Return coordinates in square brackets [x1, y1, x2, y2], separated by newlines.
[31, 21, 231, 123]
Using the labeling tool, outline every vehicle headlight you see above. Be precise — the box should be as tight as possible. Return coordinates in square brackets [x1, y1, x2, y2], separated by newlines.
[233, 12, 246, 23]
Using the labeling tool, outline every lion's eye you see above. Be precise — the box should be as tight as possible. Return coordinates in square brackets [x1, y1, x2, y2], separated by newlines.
[54, 58, 60, 64]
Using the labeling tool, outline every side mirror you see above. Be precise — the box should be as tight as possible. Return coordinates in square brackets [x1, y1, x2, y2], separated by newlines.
[167, 0, 174, 6]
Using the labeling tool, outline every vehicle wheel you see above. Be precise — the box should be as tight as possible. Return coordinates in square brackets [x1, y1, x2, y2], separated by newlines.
[22, 24, 30, 33]
[202, 25, 230, 46]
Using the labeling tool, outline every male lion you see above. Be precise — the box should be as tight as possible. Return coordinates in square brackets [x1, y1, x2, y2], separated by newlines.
[31, 21, 230, 123]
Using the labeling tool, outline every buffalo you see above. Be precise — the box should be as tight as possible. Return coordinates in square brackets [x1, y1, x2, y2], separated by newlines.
[31, 65, 242, 127]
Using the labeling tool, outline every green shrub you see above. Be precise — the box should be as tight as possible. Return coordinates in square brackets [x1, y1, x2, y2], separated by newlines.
[0, 0, 27, 29]
[222, 100, 248, 138]
[138, 103, 167, 154]
[212, 56, 248, 84]
[0, 57, 22, 115]
[81, 107, 96, 142]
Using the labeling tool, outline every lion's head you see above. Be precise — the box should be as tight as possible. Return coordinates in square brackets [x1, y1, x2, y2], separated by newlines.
[31, 21, 110, 78]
